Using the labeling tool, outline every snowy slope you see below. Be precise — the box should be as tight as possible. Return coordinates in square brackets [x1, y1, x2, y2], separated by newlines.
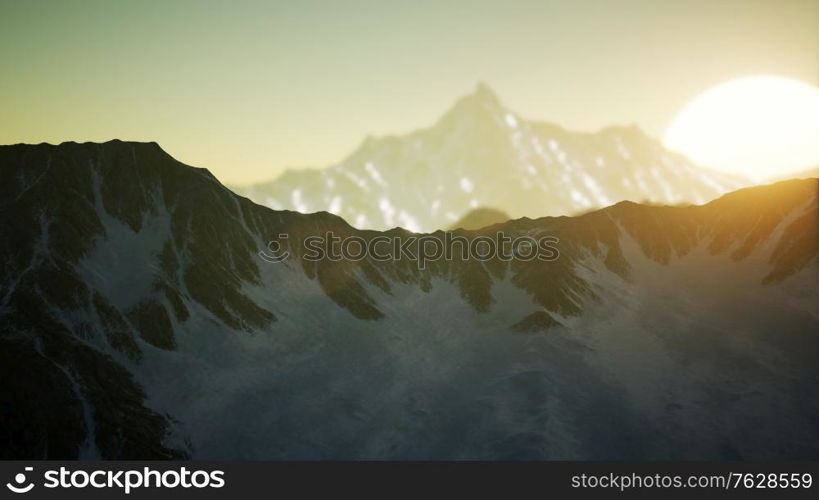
[236, 84, 746, 232]
[1, 141, 816, 460]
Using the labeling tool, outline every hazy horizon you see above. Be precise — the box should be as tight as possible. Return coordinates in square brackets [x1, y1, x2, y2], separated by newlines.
[2, 0, 817, 184]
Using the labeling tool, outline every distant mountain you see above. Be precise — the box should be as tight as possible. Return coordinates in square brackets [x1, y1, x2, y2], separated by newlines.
[769, 166, 819, 182]
[235, 84, 746, 231]
[2, 141, 817, 460]
[448, 207, 511, 230]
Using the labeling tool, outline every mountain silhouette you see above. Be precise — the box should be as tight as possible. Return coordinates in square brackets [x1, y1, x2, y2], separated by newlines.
[447, 207, 511, 230]
[1, 141, 816, 460]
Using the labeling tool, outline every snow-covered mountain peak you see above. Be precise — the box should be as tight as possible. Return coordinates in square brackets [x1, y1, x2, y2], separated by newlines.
[442, 81, 507, 120]
[236, 86, 748, 232]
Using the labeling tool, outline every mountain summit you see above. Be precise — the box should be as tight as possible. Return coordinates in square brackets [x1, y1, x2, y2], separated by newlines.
[237, 84, 745, 231]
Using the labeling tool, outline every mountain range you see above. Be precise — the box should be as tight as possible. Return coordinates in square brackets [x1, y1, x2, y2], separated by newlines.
[1, 141, 816, 459]
[235, 84, 746, 232]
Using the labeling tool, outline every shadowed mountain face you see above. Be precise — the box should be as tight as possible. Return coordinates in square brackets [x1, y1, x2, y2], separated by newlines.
[1, 141, 817, 460]
[235, 84, 745, 232]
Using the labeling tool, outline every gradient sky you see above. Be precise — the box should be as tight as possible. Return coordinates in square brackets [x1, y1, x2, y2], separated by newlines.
[1, 0, 817, 184]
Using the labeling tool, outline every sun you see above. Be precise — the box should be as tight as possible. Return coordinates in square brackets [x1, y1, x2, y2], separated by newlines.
[663, 75, 819, 181]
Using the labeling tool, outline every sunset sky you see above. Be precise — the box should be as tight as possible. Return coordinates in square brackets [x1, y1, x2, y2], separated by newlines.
[1, 0, 817, 184]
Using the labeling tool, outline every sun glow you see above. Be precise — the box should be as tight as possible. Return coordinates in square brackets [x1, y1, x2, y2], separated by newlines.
[663, 76, 819, 181]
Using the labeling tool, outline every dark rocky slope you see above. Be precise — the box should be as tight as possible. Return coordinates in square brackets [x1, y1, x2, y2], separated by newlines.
[1, 141, 816, 459]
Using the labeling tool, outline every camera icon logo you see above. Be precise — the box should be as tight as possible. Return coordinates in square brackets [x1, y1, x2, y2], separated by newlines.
[6, 467, 35, 494]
